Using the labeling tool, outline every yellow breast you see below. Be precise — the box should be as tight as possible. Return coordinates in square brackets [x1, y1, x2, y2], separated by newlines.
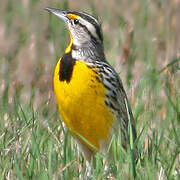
[53, 59, 114, 150]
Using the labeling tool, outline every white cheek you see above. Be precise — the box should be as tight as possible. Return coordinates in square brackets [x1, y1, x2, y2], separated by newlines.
[71, 27, 90, 46]
[68, 26, 81, 46]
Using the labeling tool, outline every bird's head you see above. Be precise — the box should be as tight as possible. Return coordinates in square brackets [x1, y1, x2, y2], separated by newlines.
[45, 8, 103, 48]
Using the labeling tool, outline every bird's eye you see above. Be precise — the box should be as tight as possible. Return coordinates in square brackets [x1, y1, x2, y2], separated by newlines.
[74, 19, 79, 24]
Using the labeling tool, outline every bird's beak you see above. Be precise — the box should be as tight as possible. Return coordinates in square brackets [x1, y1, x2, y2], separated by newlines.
[45, 8, 69, 23]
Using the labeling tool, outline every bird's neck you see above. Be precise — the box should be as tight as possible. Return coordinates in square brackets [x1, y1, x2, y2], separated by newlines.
[65, 35, 105, 62]
[71, 41, 105, 62]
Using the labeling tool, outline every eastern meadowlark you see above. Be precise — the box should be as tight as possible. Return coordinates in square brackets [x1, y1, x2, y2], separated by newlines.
[45, 7, 137, 173]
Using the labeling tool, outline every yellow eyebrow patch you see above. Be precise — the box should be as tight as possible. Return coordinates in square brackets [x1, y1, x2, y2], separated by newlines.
[67, 13, 79, 20]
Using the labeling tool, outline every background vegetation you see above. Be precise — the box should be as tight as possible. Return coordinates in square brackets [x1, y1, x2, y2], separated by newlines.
[0, 0, 179, 179]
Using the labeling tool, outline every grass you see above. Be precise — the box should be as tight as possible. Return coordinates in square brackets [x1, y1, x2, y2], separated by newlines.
[0, 0, 180, 179]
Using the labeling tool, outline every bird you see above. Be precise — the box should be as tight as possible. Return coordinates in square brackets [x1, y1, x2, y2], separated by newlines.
[45, 7, 137, 175]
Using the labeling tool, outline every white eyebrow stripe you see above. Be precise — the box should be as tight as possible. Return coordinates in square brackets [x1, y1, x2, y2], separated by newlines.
[79, 17, 100, 40]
